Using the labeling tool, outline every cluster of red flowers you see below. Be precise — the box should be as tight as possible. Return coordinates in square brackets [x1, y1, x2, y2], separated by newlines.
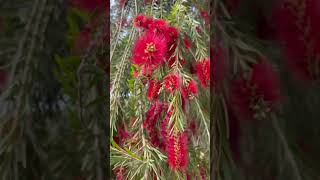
[130, 14, 209, 173]
[142, 101, 189, 170]
[200, 10, 209, 25]
[183, 36, 192, 49]
[113, 167, 126, 180]
[114, 124, 130, 146]
[132, 32, 168, 70]
[163, 74, 181, 93]
[146, 79, 161, 101]
[196, 59, 210, 88]
[166, 131, 188, 170]
[230, 59, 281, 120]
[182, 80, 199, 99]
[142, 102, 183, 154]
[132, 14, 180, 75]
[274, 0, 320, 83]
[132, 14, 206, 101]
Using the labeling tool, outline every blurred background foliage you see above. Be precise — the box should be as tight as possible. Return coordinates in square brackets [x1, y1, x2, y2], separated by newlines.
[213, 0, 320, 179]
[0, 0, 107, 179]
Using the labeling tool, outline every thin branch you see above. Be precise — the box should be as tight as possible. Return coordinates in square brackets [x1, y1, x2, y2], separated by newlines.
[195, 99, 210, 139]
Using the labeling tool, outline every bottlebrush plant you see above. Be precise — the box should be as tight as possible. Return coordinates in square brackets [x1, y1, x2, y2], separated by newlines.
[110, 0, 209, 179]
[211, 0, 320, 180]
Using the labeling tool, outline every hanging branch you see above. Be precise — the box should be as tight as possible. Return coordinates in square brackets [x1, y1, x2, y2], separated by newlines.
[0, 0, 54, 178]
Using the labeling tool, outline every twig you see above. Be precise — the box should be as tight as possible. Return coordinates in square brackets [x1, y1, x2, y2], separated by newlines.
[195, 99, 210, 139]
[110, 5, 126, 62]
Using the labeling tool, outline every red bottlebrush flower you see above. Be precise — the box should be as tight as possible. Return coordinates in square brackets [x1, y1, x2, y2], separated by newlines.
[200, 167, 206, 180]
[143, 102, 167, 149]
[161, 117, 169, 143]
[178, 132, 188, 170]
[273, 1, 314, 82]
[114, 124, 130, 145]
[182, 80, 199, 99]
[250, 59, 281, 104]
[211, 46, 228, 90]
[143, 102, 164, 130]
[149, 128, 164, 148]
[230, 59, 281, 120]
[230, 79, 253, 120]
[141, 64, 155, 77]
[166, 131, 188, 171]
[200, 10, 209, 18]
[186, 172, 191, 180]
[165, 26, 179, 44]
[183, 36, 191, 49]
[200, 10, 209, 24]
[163, 74, 181, 93]
[134, 14, 154, 29]
[150, 19, 168, 35]
[118, 127, 130, 139]
[133, 14, 147, 28]
[196, 59, 210, 88]
[147, 79, 162, 101]
[160, 106, 173, 143]
[165, 27, 178, 67]
[113, 167, 126, 180]
[132, 32, 167, 68]
[143, 17, 154, 30]
[188, 80, 198, 95]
